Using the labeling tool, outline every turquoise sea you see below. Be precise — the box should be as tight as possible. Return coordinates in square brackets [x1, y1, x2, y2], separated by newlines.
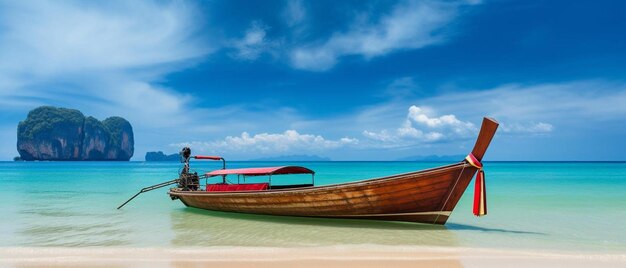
[0, 161, 624, 253]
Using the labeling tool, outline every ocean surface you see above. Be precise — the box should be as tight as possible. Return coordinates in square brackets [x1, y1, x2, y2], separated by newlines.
[0, 161, 624, 253]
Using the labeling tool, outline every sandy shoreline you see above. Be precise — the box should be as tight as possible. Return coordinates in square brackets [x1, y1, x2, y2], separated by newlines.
[1, 246, 624, 268]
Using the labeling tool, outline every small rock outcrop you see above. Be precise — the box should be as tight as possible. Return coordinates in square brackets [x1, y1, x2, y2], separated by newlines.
[17, 106, 134, 161]
[145, 151, 180, 161]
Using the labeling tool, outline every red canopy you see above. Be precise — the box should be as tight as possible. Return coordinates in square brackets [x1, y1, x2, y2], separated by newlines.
[205, 166, 314, 177]
[207, 183, 269, 192]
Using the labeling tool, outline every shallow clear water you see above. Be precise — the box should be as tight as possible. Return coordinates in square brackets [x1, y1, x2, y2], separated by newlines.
[0, 161, 624, 253]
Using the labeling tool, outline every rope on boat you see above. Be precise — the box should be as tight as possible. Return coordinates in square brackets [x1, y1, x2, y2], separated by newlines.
[434, 163, 466, 224]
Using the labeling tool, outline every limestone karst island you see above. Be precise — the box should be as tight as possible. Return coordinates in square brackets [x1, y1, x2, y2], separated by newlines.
[16, 106, 134, 161]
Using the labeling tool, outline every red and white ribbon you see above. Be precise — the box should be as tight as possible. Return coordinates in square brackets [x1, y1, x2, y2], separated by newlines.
[466, 153, 487, 217]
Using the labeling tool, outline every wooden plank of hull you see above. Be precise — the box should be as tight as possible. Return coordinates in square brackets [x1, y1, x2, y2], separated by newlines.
[328, 213, 451, 225]
[170, 163, 479, 225]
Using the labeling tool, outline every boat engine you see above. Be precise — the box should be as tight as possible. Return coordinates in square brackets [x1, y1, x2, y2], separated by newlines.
[178, 147, 200, 191]
[117, 147, 204, 209]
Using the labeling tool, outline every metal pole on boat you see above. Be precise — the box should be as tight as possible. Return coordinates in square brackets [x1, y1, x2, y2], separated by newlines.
[192, 154, 227, 184]
[221, 158, 226, 184]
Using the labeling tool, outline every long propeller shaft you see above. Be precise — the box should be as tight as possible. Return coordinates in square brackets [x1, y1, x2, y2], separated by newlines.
[117, 179, 179, 209]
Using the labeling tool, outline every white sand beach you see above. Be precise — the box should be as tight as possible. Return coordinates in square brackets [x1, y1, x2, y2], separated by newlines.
[1, 246, 624, 268]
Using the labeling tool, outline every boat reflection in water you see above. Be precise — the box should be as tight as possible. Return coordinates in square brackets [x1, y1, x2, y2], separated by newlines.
[170, 207, 461, 247]
[169, 207, 465, 267]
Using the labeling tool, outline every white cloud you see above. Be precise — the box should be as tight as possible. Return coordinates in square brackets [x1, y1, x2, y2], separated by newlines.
[171, 130, 358, 155]
[501, 122, 553, 134]
[398, 120, 445, 141]
[289, 0, 475, 71]
[231, 21, 278, 61]
[407, 105, 475, 134]
[362, 129, 395, 142]
[362, 105, 475, 147]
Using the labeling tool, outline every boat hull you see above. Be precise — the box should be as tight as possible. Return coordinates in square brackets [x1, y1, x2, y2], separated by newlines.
[168, 163, 478, 225]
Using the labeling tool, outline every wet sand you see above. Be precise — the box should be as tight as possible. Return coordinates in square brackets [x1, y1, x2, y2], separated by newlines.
[1, 246, 624, 268]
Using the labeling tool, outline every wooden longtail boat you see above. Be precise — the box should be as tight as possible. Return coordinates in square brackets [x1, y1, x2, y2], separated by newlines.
[157, 117, 498, 225]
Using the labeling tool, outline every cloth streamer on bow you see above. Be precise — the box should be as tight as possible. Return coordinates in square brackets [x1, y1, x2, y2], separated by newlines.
[465, 153, 487, 217]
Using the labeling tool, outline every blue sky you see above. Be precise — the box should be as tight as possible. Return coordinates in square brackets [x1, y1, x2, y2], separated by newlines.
[1, 0, 625, 161]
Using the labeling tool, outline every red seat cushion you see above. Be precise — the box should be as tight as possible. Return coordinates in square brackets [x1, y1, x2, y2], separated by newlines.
[207, 183, 269, 192]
